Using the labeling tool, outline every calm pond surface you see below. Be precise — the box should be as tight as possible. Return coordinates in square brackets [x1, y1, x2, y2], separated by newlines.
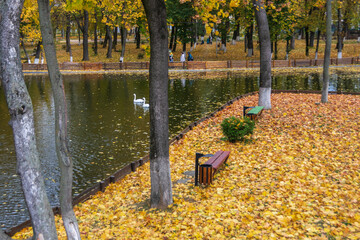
[0, 72, 359, 229]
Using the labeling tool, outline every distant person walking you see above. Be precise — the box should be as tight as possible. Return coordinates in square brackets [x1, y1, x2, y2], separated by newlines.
[180, 52, 186, 62]
[187, 52, 194, 61]
[169, 50, 174, 62]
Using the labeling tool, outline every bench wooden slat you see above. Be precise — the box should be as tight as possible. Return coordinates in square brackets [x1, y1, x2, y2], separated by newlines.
[203, 151, 230, 170]
[247, 106, 264, 115]
[198, 151, 230, 185]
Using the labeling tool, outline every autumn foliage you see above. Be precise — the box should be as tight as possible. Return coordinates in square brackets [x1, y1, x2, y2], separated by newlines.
[14, 93, 360, 239]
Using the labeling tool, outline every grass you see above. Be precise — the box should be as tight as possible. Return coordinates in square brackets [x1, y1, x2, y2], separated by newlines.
[20, 35, 360, 64]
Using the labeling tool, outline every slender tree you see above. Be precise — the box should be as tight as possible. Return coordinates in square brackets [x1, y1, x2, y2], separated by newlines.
[141, 0, 173, 209]
[0, 0, 58, 239]
[37, 0, 81, 239]
[253, 0, 272, 109]
[337, 3, 343, 59]
[322, 0, 332, 103]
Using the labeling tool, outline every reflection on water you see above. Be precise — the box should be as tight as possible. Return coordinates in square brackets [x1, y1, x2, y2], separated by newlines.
[0, 72, 359, 229]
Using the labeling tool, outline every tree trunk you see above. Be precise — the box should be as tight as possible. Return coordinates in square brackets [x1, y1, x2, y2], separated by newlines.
[77, 26, 81, 45]
[305, 27, 309, 56]
[38, 1, 81, 239]
[244, 34, 247, 53]
[169, 26, 175, 49]
[291, 32, 296, 49]
[106, 25, 113, 58]
[82, 10, 89, 61]
[182, 41, 186, 52]
[0, 1, 58, 239]
[93, 11, 98, 55]
[120, 26, 127, 62]
[172, 25, 178, 52]
[141, 0, 173, 209]
[232, 22, 239, 45]
[309, 31, 315, 47]
[247, 23, 254, 57]
[322, 0, 332, 103]
[253, 0, 272, 109]
[103, 26, 108, 48]
[113, 27, 117, 50]
[337, 7, 342, 59]
[66, 13, 72, 53]
[20, 33, 31, 63]
[136, 26, 141, 49]
[34, 41, 42, 64]
[286, 39, 290, 60]
[315, 29, 321, 60]
[274, 39, 278, 60]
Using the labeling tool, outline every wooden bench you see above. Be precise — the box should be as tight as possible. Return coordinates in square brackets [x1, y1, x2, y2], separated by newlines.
[195, 151, 230, 185]
[243, 106, 264, 120]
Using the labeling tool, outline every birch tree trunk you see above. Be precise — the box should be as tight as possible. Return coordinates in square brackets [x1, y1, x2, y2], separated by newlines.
[141, 0, 173, 209]
[322, 0, 332, 103]
[37, 0, 81, 239]
[120, 26, 127, 62]
[0, 1, 58, 239]
[253, 0, 272, 109]
[82, 10, 89, 61]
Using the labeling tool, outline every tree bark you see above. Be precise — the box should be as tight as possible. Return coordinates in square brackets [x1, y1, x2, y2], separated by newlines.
[322, 0, 332, 103]
[20, 33, 31, 63]
[66, 13, 72, 53]
[305, 27, 310, 56]
[34, 41, 42, 64]
[232, 22, 239, 45]
[136, 26, 141, 49]
[82, 10, 89, 61]
[253, 0, 272, 109]
[286, 39, 290, 60]
[169, 25, 175, 49]
[315, 29, 321, 60]
[106, 25, 113, 58]
[0, 1, 58, 239]
[141, 0, 173, 209]
[38, 0, 81, 239]
[291, 32, 296, 49]
[113, 27, 117, 50]
[172, 25, 178, 52]
[309, 31, 315, 47]
[247, 23, 254, 57]
[120, 26, 127, 62]
[93, 10, 98, 55]
[102, 26, 108, 48]
[337, 7, 342, 59]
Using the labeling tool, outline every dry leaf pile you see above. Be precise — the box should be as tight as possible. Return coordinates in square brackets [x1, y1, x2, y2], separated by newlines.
[14, 93, 360, 239]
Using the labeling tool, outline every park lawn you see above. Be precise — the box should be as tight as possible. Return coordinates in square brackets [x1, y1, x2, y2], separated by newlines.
[14, 93, 360, 239]
[21, 37, 360, 64]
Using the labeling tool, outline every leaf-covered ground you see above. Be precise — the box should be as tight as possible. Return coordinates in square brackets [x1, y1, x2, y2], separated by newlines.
[14, 93, 360, 239]
[22, 38, 360, 63]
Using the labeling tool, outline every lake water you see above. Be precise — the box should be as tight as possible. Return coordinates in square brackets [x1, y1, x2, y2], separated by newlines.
[1, 71, 359, 229]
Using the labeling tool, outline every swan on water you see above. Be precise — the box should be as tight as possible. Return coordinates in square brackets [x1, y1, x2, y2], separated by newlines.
[133, 94, 144, 103]
[142, 98, 149, 108]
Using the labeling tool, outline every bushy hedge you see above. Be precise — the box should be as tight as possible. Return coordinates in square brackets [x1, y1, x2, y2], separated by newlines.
[221, 116, 255, 142]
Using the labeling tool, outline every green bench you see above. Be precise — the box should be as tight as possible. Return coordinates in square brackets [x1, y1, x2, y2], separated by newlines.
[243, 106, 264, 120]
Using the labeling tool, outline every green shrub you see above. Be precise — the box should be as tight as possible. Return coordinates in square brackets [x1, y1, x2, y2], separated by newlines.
[221, 116, 255, 142]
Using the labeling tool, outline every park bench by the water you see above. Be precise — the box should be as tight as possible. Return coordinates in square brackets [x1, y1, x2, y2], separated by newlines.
[195, 151, 230, 185]
[243, 106, 264, 120]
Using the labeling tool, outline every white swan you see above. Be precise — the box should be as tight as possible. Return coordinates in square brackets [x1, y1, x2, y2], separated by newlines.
[142, 98, 149, 108]
[133, 94, 144, 103]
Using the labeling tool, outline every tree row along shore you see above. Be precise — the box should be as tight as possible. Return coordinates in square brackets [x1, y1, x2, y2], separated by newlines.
[22, 57, 360, 71]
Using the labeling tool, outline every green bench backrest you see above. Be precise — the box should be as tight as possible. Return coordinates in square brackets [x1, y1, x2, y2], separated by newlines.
[247, 106, 264, 115]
